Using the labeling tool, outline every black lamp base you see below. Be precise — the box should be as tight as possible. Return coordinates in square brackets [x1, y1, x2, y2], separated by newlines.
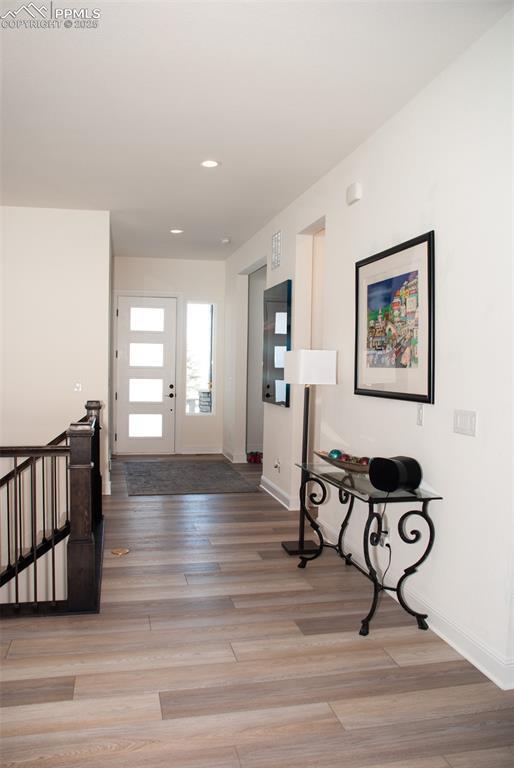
[281, 385, 318, 560]
[281, 540, 319, 557]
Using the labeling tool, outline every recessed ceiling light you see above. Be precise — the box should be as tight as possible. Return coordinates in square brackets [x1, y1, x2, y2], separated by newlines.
[170, 229, 184, 234]
[221, 237, 231, 245]
[201, 159, 220, 168]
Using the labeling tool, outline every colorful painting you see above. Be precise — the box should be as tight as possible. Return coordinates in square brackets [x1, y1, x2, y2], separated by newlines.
[355, 231, 434, 402]
[366, 270, 419, 368]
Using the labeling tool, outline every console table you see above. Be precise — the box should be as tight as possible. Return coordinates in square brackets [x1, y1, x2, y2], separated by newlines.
[294, 462, 442, 636]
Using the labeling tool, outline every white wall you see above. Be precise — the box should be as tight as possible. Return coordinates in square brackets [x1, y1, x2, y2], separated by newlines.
[0, 206, 111, 487]
[223, 13, 514, 687]
[114, 256, 225, 454]
[246, 266, 266, 453]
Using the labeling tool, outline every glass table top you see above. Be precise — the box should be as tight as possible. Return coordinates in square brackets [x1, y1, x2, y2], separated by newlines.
[296, 463, 442, 504]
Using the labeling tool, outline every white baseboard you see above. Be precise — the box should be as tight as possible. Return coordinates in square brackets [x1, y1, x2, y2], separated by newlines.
[178, 447, 223, 455]
[222, 449, 248, 464]
[406, 587, 514, 690]
[317, 516, 513, 690]
[260, 475, 297, 510]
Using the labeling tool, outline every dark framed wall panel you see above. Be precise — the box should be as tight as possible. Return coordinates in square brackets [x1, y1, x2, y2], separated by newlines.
[262, 280, 292, 407]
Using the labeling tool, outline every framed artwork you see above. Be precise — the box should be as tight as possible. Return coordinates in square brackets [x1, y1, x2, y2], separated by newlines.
[262, 279, 291, 406]
[354, 231, 434, 403]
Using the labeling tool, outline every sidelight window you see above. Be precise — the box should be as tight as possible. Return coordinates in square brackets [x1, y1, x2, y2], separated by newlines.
[186, 303, 214, 414]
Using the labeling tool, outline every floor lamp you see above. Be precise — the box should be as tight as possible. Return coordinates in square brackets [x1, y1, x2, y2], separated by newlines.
[281, 349, 337, 556]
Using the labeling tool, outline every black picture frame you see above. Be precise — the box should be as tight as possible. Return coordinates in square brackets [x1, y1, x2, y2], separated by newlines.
[262, 279, 292, 407]
[354, 231, 434, 403]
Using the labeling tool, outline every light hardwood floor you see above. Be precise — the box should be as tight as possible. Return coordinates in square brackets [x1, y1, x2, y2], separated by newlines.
[1, 456, 513, 767]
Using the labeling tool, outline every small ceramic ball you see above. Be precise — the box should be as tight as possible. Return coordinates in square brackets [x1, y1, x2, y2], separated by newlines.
[328, 449, 342, 460]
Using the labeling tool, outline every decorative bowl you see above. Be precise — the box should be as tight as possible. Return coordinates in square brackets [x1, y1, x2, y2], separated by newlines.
[314, 450, 370, 474]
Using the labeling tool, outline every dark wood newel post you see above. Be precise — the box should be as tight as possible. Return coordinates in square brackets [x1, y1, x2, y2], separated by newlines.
[67, 421, 96, 611]
[85, 400, 103, 526]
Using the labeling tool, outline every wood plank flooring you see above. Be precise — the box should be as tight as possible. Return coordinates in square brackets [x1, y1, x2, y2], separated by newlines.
[1, 455, 513, 767]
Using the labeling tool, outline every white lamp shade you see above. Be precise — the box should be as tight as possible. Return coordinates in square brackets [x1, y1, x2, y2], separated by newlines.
[284, 349, 337, 385]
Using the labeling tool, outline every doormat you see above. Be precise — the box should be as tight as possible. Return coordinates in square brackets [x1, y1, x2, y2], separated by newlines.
[124, 460, 258, 496]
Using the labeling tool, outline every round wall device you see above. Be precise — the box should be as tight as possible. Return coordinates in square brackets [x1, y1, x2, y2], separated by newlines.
[368, 456, 422, 493]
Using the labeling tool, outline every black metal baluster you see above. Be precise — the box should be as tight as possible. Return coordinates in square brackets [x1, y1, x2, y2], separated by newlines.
[51, 455, 56, 605]
[13, 458, 19, 606]
[30, 457, 38, 607]
[6, 482, 11, 568]
[42, 458, 47, 540]
[55, 454, 60, 528]
[18, 470, 24, 558]
[52, 456, 57, 532]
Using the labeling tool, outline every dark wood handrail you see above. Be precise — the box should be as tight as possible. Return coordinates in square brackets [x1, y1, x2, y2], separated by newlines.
[0, 447, 70, 458]
[0, 415, 89, 489]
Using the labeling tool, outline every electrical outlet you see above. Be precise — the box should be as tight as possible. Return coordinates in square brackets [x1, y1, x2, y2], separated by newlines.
[416, 404, 424, 426]
[379, 531, 389, 547]
[74, 382, 82, 392]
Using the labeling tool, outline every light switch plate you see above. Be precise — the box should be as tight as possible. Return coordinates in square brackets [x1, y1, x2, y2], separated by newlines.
[453, 409, 477, 437]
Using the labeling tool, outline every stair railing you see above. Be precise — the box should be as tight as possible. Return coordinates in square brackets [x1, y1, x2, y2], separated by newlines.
[0, 401, 104, 616]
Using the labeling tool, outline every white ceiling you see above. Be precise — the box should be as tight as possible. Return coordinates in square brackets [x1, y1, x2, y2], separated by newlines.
[1, 1, 509, 260]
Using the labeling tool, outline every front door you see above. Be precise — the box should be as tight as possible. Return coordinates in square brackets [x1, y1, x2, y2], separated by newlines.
[115, 296, 177, 454]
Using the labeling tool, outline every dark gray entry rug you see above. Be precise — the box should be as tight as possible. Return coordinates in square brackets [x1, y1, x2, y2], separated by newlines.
[124, 460, 257, 496]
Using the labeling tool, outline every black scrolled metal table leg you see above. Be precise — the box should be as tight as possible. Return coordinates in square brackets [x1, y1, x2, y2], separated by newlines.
[298, 476, 326, 569]
[337, 490, 355, 565]
[396, 502, 435, 630]
[359, 504, 383, 636]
